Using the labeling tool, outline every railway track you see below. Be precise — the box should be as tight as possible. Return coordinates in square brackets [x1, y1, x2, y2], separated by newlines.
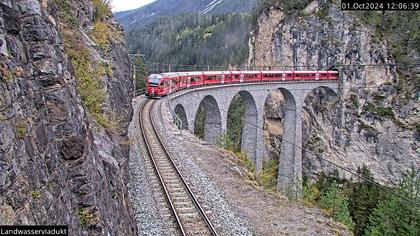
[139, 99, 218, 236]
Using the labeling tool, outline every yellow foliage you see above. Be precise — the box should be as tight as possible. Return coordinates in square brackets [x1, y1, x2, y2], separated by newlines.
[15, 120, 27, 138]
[0, 64, 13, 81]
[77, 208, 96, 225]
[91, 21, 111, 50]
[31, 190, 41, 199]
[62, 28, 111, 129]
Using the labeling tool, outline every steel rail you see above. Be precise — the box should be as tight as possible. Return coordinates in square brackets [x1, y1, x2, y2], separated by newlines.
[150, 100, 218, 236]
[139, 100, 186, 236]
[140, 99, 218, 236]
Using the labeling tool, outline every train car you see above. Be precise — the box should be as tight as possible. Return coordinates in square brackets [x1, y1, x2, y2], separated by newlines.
[146, 74, 164, 97]
[145, 70, 339, 98]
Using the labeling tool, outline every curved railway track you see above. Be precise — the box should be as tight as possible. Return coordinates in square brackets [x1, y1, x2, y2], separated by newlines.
[139, 99, 218, 236]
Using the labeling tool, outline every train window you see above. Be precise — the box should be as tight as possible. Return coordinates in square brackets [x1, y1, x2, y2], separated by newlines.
[244, 74, 252, 79]
[206, 75, 217, 80]
[148, 75, 162, 86]
[190, 76, 201, 83]
[264, 73, 278, 78]
[215, 75, 223, 80]
[171, 79, 178, 88]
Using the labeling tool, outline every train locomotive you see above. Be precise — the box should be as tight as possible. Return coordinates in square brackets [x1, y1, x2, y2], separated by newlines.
[145, 70, 339, 98]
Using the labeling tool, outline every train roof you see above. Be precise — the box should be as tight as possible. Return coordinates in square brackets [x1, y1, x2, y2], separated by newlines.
[157, 70, 338, 77]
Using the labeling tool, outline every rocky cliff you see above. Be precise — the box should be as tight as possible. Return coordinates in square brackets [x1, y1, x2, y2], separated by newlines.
[251, 1, 419, 184]
[0, 0, 136, 234]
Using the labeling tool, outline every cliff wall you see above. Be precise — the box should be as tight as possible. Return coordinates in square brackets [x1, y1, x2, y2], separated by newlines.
[250, 1, 419, 184]
[0, 0, 136, 234]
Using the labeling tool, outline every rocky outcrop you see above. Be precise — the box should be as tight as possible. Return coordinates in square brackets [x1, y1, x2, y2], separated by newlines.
[0, 0, 136, 235]
[253, 1, 419, 184]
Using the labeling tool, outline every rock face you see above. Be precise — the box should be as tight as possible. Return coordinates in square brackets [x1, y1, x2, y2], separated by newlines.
[0, 0, 136, 235]
[251, 1, 419, 184]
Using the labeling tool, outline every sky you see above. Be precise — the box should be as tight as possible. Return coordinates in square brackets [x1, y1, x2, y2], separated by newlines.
[111, 0, 156, 12]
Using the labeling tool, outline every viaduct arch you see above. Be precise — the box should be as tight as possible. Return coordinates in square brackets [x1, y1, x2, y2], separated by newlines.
[168, 81, 339, 197]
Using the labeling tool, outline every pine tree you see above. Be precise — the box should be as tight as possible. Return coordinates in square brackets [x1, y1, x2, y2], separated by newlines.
[132, 53, 148, 93]
[349, 166, 385, 235]
[364, 167, 420, 236]
[319, 181, 355, 231]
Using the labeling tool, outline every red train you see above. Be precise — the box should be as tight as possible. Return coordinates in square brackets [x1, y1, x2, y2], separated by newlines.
[146, 70, 339, 98]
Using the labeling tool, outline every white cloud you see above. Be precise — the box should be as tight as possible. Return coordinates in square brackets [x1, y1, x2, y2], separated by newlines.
[111, 0, 156, 12]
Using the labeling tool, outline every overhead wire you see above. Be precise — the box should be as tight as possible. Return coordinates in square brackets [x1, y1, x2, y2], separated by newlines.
[143, 62, 420, 71]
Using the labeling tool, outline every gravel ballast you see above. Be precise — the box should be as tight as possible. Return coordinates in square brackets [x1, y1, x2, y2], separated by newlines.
[128, 97, 168, 236]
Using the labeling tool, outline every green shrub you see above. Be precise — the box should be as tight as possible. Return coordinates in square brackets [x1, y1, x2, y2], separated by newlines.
[233, 151, 256, 174]
[357, 120, 377, 134]
[319, 182, 355, 231]
[62, 29, 111, 129]
[15, 121, 27, 138]
[372, 94, 385, 102]
[303, 184, 320, 206]
[0, 64, 13, 81]
[215, 132, 236, 151]
[77, 208, 95, 226]
[51, 0, 78, 28]
[31, 190, 41, 199]
[350, 94, 360, 107]
[257, 159, 279, 190]
[90, 21, 114, 50]
[364, 103, 395, 119]
[91, 0, 112, 21]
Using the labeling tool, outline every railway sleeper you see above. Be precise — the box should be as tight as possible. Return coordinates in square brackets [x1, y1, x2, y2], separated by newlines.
[177, 207, 198, 214]
[173, 201, 193, 208]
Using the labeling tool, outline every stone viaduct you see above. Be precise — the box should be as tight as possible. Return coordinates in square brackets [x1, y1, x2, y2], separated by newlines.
[168, 81, 338, 197]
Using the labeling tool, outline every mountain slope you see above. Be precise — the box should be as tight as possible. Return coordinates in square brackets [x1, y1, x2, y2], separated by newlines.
[127, 13, 251, 68]
[115, 0, 257, 29]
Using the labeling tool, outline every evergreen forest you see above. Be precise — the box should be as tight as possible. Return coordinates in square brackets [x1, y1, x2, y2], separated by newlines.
[127, 13, 251, 72]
